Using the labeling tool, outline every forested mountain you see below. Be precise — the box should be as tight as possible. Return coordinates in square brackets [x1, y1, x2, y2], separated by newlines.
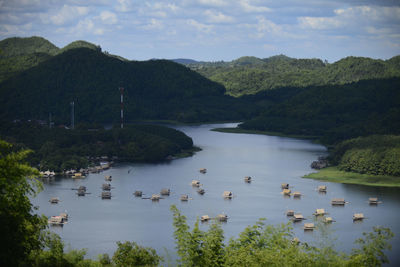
[182, 55, 400, 96]
[0, 36, 103, 82]
[240, 78, 400, 144]
[0, 47, 250, 124]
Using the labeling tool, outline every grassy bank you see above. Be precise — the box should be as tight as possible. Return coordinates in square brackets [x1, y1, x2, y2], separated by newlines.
[303, 167, 400, 187]
[212, 127, 319, 140]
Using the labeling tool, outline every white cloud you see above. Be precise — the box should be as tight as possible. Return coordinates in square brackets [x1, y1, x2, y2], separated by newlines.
[204, 9, 233, 23]
[142, 18, 164, 30]
[115, 0, 134, 12]
[254, 16, 281, 38]
[50, 5, 89, 25]
[187, 19, 213, 33]
[99, 11, 117, 25]
[197, 0, 227, 7]
[298, 16, 343, 30]
[240, 0, 271, 13]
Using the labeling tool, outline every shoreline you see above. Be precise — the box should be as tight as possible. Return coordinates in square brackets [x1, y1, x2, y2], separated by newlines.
[303, 167, 400, 188]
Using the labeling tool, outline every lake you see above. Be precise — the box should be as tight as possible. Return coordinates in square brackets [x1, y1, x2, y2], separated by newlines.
[32, 123, 400, 265]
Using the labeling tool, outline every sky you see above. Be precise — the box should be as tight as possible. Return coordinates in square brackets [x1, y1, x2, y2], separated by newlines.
[0, 0, 399, 62]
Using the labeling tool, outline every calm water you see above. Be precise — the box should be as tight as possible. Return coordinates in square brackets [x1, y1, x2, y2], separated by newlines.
[32, 123, 400, 265]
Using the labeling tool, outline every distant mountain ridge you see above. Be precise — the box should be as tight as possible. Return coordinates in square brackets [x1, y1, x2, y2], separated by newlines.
[177, 54, 400, 96]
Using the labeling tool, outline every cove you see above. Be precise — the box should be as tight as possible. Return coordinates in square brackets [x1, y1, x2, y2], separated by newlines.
[32, 123, 400, 265]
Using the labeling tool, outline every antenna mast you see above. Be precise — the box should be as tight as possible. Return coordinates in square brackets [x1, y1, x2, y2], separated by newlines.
[119, 87, 124, 129]
[70, 101, 75, 129]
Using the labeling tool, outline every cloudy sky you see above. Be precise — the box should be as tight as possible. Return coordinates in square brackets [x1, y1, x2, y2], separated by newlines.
[0, 0, 399, 62]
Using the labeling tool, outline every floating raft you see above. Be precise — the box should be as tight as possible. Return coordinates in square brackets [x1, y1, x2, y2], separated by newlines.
[201, 215, 210, 222]
[151, 194, 161, 201]
[191, 180, 201, 187]
[102, 183, 111, 191]
[180, 194, 189, 201]
[49, 197, 59, 204]
[331, 198, 346, 205]
[199, 168, 207, 174]
[324, 217, 334, 223]
[318, 185, 327, 192]
[197, 188, 205, 195]
[292, 214, 305, 222]
[282, 189, 291, 196]
[48, 215, 67, 225]
[314, 209, 326, 216]
[134, 191, 143, 197]
[223, 191, 233, 199]
[160, 188, 170, 196]
[105, 175, 112, 181]
[281, 183, 289, 189]
[286, 210, 295, 216]
[353, 213, 364, 221]
[369, 197, 380, 205]
[244, 176, 252, 183]
[101, 191, 111, 199]
[292, 191, 302, 198]
[217, 214, 228, 222]
[303, 223, 315, 231]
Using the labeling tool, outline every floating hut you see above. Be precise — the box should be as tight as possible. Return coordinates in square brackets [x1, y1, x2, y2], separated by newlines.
[197, 188, 205, 195]
[134, 191, 143, 197]
[49, 197, 59, 204]
[282, 189, 291, 196]
[353, 213, 364, 221]
[199, 168, 207, 174]
[292, 191, 302, 198]
[369, 197, 379, 205]
[318, 185, 327, 193]
[191, 180, 201, 187]
[201, 215, 210, 222]
[105, 175, 112, 181]
[180, 194, 189, 201]
[160, 188, 170, 196]
[286, 210, 295, 216]
[314, 209, 326, 216]
[101, 191, 111, 199]
[331, 198, 346, 205]
[303, 223, 315, 231]
[217, 214, 228, 222]
[151, 194, 161, 201]
[324, 217, 334, 223]
[244, 176, 252, 183]
[223, 191, 233, 199]
[281, 183, 289, 189]
[48, 216, 67, 225]
[72, 172, 85, 179]
[102, 183, 111, 191]
[292, 214, 305, 222]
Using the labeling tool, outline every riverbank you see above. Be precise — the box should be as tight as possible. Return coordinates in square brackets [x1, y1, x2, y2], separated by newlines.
[303, 167, 400, 188]
[211, 127, 320, 141]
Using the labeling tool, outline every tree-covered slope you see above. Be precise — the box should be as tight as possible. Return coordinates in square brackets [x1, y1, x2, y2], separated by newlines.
[183, 55, 400, 96]
[240, 78, 400, 144]
[0, 47, 247, 124]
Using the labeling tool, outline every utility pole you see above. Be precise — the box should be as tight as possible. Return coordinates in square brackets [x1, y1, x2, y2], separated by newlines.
[119, 87, 124, 129]
[70, 101, 75, 129]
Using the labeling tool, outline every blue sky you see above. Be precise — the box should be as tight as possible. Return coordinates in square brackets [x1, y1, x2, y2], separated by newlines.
[0, 0, 399, 62]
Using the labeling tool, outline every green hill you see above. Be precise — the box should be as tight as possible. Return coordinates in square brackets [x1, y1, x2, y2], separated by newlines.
[240, 78, 400, 144]
[182, 55, 400, 96]
[0, 47, 247, 124]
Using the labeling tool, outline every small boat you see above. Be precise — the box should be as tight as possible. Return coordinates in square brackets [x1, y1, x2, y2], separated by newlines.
[133, 191, 143, 197]
[353, 213, 364, 221]
[180, 194, 189, 201]
[201, 215, 210, 222]
[331, 198, 346, 205]
[244, 176, 251, 183]
[368, 197, 379, 205]
[303, 223, 315, 231]
[324, 217, 334, 223]
[49, 197, 59, 204]
[199, 168, 207, 174]
[160, 188, 170, 196]
[217, 214, 228, 222]
[197, 188, 205, 195]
